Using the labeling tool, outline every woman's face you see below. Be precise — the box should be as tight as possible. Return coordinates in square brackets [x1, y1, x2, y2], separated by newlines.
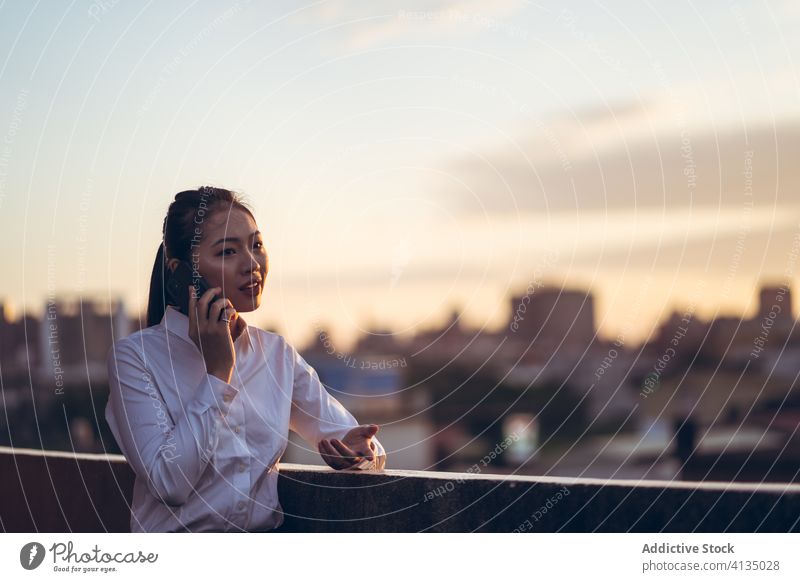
[170, 206, 268, 313]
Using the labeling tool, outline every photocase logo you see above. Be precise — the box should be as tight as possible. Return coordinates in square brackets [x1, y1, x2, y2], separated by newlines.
[20, 542, 46, 570]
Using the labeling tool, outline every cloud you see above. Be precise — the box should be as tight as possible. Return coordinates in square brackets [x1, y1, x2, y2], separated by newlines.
[295, 0, 529, 51]
[439, 110, 800, 214]
[562, 98, 656, 126]
[567, 210, 800, 277]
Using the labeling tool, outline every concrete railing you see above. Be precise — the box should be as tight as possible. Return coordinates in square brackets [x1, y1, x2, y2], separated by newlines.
[2, 446, 799, 532]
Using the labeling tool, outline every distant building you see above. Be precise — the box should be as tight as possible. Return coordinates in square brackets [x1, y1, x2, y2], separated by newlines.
[38, 295, 128, 387]
[758, 284, 793, 323]
[703, 283, 796, 364]
[0, 301, 41, 378]
[508, 287, 596, 353]
[352, 327, 404, 356]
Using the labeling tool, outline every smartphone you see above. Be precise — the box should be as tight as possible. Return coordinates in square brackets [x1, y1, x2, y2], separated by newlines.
[166, 260, 222, 318]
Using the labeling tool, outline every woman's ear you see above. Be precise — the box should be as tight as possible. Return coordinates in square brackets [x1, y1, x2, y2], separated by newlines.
[165, 258, 179, 274]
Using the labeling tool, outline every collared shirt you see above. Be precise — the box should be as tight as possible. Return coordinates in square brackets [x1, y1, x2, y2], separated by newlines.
[105, 305, 386, 533]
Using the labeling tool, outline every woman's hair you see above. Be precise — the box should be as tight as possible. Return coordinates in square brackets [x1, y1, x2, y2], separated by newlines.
[146, 186, 255, 327]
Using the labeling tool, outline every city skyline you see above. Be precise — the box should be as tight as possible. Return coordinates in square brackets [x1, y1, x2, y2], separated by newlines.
[2, 277, 796, 360]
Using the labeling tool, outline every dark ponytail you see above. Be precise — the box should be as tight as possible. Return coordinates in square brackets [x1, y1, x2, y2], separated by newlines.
[146, 242, 170, 327]
[146, 186, 255, 328]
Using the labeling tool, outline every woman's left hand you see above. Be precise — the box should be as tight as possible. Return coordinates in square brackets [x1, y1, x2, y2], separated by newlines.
[318, 424, 380, 470]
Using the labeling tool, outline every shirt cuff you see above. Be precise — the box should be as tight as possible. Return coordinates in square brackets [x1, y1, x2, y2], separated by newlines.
[352, 437, 386, 470]
[195, 373, 239, 416]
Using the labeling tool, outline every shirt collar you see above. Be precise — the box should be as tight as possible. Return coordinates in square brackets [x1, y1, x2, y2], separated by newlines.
[161, 305, 254, 353]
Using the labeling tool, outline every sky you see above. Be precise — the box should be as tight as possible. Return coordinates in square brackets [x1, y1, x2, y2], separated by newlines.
[1, 0, 799, 349]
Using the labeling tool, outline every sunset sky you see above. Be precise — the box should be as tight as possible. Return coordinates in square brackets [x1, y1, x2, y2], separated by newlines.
[1, 0, 799, 349]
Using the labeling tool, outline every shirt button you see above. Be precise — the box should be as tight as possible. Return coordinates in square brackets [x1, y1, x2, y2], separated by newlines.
[238, 463, 247, 472]
[237, 501, 246, 510]
[223, 393, 233, 403]
[234, 426, 241, 434]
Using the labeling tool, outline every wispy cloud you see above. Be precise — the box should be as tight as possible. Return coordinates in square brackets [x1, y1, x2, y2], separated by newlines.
[438, 99, 800, 214]
[295, 0, 531, 51]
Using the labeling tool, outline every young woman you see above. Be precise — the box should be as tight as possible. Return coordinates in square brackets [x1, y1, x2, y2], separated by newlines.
[105, 186, 386, 532]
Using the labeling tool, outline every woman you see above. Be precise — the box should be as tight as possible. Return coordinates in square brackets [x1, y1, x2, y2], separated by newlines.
[105, 186, 387, 533]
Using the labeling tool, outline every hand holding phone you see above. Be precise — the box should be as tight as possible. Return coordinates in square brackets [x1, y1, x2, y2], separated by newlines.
[187, 285, 238, 383]
[166, 260, 221, 317]
[166, 260, 238, 381]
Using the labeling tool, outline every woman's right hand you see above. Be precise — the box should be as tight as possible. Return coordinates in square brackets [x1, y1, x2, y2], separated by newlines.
[187, 286, 237, 383]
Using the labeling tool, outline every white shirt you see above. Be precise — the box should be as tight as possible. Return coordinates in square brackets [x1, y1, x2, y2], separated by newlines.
[105, 305, 386, 532]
